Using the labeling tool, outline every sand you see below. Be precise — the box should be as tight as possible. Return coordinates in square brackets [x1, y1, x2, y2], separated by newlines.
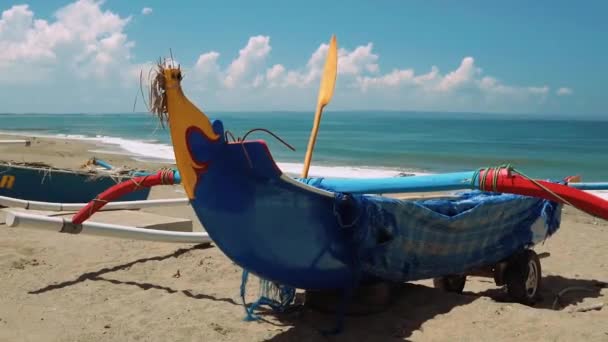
[1, 134, 607, 341]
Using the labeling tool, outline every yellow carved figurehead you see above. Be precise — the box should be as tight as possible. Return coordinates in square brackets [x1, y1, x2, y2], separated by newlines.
[153, 65, 220, 199]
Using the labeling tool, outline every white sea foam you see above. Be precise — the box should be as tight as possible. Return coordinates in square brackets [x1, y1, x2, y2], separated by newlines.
[97, 136, 429, 178]
[275, 162, 425, 178]
[94, 136, 176, 162]
[1, 130, 428, 178]
[0, 130, 176, 161]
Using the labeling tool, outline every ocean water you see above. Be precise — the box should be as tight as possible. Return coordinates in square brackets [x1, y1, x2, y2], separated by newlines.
[1, 112, 607, 181]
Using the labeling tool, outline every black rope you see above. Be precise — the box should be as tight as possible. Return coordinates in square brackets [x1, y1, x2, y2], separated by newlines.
[224, 130, 238, 143]
[237, 128, 295, 169]
[240, 128, 296, 151]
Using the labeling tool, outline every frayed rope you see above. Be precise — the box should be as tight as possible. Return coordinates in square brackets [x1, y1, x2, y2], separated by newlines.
[240, 269, 296, 321]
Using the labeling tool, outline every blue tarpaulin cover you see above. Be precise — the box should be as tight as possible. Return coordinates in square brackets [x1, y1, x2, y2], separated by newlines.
[343, 191, 561, 281]
[240, 186, 561, 322]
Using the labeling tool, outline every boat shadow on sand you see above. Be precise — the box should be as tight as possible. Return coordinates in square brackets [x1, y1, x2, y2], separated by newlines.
[255, 274, 607, 341]
[27, 245, 606, 341]
[28, 243, 240, 307]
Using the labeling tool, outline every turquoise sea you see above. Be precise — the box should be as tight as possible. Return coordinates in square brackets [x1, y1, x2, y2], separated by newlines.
[1, 112, 607, 181]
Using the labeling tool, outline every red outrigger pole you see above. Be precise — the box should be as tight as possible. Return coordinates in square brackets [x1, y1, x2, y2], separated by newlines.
[477, 167, 608, 221]
[72, 169, 179, 224]
[71, 165, 608, 225]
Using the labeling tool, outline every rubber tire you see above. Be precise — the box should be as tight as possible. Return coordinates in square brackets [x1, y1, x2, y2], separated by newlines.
[505, 249, 541, 305]
[433, 275, 467, 294]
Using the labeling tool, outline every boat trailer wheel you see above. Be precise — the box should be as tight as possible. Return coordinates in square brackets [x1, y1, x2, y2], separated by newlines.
[433, 274, 467, 294]
[504, 249, 541, 305]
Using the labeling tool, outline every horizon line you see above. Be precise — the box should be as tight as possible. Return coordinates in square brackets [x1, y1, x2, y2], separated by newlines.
[0, 109, 606, 119]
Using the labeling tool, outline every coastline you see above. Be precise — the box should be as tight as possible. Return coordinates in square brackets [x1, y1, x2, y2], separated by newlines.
[0, 131, 425, 178]
[0, 132, 607, 341]
[3, 112, 608, 181]
[0, 133, 169, 171]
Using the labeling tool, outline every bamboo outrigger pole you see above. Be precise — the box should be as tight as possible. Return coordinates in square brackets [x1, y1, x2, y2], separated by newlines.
[0, 195, 188, 212]
[301, 35, 338, 178]
[5, 211, 210, 244]
[0, 140, 30, 146]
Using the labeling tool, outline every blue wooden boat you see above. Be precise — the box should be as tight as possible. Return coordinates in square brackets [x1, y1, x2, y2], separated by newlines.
[168, 119, 563, 289]
[126, 52, 608, 314]
[141, 64, 571, 310]
[0, 161, 151, 203]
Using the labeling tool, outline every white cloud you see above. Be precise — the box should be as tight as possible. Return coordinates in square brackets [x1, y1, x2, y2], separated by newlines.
[357, 69, 414, 90]
[265, 64, 286, 87]
[223, 35, 271, 88]
[234, 42, 381, 89]
[414, 66, 439, 86]
[556, 87, 573, 96]
[356, 66, 441, 92]
[0, 5, 34, 42]
[194, 51, 220, 74]
[242, 43, 326, 88]
[141, 7, 152, 15]
[479, 77, 549, 96]
[0, 0, 133, 84]
[338, 43, 379, 75]
[436, 57, 478, 91]
[188, 51, 221, 90]
[355, 55, 550, 109]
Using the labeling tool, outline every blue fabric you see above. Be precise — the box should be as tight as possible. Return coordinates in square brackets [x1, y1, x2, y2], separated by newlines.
[341, 191, 561, 281]
[237, 189, 561, 329]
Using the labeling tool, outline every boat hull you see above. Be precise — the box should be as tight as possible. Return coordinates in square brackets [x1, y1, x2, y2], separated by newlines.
[191, 140, 356, 290]
[186, 128, 561, 290]
[0, 164, 150, 203]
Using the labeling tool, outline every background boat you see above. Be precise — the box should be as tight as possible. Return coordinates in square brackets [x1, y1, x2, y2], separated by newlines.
[0, 160, 151, 203]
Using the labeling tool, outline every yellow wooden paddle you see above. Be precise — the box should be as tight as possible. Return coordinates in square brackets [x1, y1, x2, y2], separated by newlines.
[301, 35, 338, 178]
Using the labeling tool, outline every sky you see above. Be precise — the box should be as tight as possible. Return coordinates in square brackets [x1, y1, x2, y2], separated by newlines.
[0, 0, 606, 116]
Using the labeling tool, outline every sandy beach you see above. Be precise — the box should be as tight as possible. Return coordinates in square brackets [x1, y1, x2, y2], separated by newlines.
[1, 134, 607, 341]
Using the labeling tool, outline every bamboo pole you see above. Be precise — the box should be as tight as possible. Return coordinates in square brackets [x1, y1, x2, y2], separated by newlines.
[5, 211, 210, 244]
[0, 195, 188, 211]
[0, 140, 30, 146]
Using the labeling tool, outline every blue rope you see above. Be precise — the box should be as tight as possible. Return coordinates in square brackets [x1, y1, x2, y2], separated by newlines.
[320, 194, 367, 335]
[240, 270, 257, 321]
[240, 269, 296, 322]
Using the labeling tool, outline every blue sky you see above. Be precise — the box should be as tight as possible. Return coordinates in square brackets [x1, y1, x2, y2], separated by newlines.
[0, 0, 606, 116]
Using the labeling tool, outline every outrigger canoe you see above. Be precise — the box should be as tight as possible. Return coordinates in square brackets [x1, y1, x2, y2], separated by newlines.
[143, 29, 608, 314]
[58, 42, 608, 311]
[70, 57, 601, 308]
[6, 37, 608, 320]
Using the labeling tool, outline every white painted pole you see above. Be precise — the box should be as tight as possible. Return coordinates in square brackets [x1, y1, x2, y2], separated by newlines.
[0, 195, 189, 211]
[0, 140, 31, 146]
[5, 211, 211, 244]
